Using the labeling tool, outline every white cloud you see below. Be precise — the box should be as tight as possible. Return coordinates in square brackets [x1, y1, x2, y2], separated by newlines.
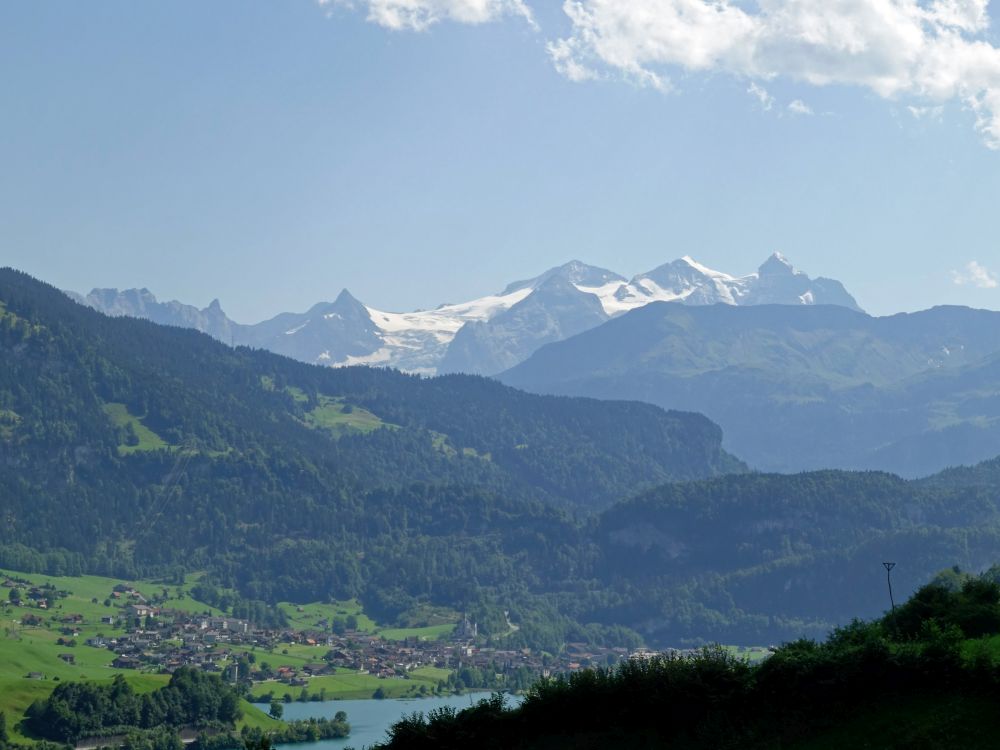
[748, 82, 774, 110]
[321, 0, 534, 31]
[549, 0, 1000, 148]
[908, 104, 945, 119]
[788, 99, 814, 115]
[547, 37, 601, 82]
[952, 260, 999, 288]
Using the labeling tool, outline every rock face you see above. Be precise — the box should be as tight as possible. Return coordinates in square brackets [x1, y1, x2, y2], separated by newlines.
[69, 253, 862, 375]
[242, 289, 385, 365]
[69, 288, 241, 343]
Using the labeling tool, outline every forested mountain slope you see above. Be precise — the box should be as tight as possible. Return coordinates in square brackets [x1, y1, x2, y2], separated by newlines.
[9, 267, 1000, 648]
[501, 301, 1000, 475]
[592, 470, 1000, 644]
[0, 268, 739, 646]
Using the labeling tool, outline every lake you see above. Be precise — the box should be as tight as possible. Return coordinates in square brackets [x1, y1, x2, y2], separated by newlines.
[257, 693, 524, 750]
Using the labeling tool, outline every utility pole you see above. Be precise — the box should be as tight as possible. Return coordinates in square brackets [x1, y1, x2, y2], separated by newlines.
[883, 562, 896, 615]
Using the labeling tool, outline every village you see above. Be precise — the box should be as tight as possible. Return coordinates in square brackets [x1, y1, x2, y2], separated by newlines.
[2, 574, 666, 696]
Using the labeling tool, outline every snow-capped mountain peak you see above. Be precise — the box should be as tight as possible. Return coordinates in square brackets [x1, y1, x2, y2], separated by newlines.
[757, 251, 798, 277]
[502, 260, 625, 295]
[69, 252, 862, 377]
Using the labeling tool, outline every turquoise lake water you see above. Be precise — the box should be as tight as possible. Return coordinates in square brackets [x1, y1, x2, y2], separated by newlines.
[258, 693, 523, 750]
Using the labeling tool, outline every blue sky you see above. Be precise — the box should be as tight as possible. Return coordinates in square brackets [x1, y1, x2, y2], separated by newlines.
[2, 0, 1000, 321]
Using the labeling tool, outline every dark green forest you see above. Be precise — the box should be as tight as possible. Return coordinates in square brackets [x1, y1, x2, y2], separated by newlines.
[0, 268, 738, 647]
[375, 575, 1000, 749]
[6, 268, 1000, 647]
[25, 669, 240, 743]
[22, 668, 351, 749]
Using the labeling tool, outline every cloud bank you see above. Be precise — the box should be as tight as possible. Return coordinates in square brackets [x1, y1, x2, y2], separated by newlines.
[325, 0, 1000, 148]
[549, 0, 1000, 147]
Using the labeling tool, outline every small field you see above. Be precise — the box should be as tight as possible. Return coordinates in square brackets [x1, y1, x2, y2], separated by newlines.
[102, 402, 172, 454]
[379, 623, 456, 641]
[250, 666, 453, 702]
[303, 395, 389, 436]
[278, 600, 378, 633]
[721, 645, 772, 663]
[277, 600, 456, 641]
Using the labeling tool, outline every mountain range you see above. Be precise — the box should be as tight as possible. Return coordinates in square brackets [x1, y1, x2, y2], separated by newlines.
[68, 253, 861, 376]
[10, 266, 1000, 648]
[65, 256, 1000, 477]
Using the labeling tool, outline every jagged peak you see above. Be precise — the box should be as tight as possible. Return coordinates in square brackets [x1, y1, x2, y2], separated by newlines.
[333, 288, 363, 306]
[758, 252, 797, 277]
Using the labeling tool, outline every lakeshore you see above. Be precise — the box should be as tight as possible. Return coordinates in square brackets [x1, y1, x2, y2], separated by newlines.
[259, 694, 524, 750]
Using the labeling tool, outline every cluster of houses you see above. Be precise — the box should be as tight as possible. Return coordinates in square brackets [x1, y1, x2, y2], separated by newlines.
[1, 575, 63, 610]
[86, 610, 640, 689]
[4, 577, 652, 688]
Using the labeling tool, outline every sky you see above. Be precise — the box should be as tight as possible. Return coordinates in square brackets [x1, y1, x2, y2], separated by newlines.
[2, 0, 1000, 322]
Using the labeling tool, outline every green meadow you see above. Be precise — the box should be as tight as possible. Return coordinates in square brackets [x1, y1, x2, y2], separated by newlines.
[0, 567, 458, 742]
[101, 402, 172, 454]
[248, 667, 453, 702]
[277, 600, 456, 641]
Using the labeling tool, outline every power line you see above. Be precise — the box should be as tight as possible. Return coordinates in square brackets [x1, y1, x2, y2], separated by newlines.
[883, 561, 896, 616]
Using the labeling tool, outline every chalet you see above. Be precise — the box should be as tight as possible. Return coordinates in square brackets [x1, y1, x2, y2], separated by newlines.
[126, 604, 154, 618]
[27, 672, 44, 680]
[113, 655, 141, 669]
[58, 653, 76, 664]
